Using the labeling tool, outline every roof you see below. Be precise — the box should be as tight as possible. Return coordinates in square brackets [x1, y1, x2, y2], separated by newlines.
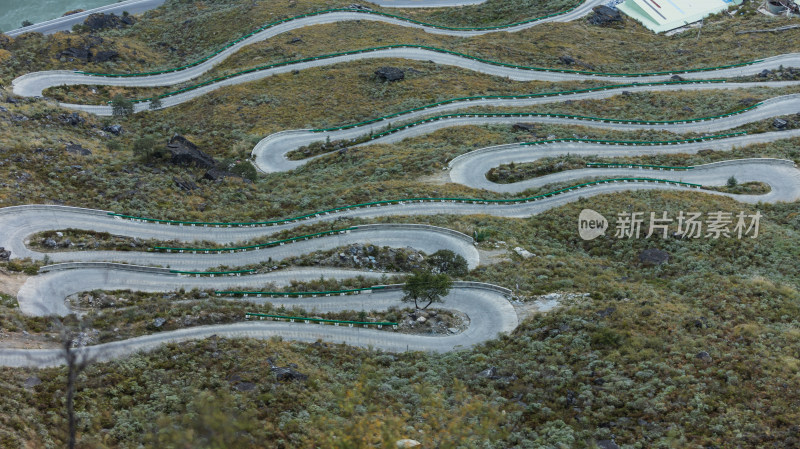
[617, 0, 743, 33]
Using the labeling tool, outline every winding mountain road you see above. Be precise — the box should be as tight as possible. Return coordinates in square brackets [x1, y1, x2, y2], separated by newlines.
[4, 0, 800, 366]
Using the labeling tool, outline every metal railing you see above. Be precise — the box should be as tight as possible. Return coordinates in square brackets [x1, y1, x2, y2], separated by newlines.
[244, 312, 397, 328]
[109, 177, 703, 227]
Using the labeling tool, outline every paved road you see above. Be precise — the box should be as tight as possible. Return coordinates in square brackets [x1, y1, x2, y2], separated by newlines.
[2, 223, 479, 272]
[13, 48, 800, 116]
[251, 83, 800, 173]
[0, 279, 516, 368]
[4, 0, 167, 37]
[5, 0, 600, 37]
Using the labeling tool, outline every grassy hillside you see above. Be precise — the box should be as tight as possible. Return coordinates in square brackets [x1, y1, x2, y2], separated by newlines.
[1, 0, 800, 448]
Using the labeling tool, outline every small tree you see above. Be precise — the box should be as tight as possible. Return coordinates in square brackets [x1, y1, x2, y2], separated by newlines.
[149, 97, 163, 110]
[427, 249, 468, 277]
[402, 270, 453, 310]
[132, 136, 159, 161]
[727, 176, 738, 188]
[111, 94, 134, 117]
[230, 160, 259, 181]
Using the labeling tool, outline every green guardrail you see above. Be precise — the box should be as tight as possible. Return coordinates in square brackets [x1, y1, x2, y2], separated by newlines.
[218, 285, 388, 297]
[75, 2, 586, 78]
[363, 103, 761, 143]
[171, 269, 257, 276]
[74, 2, 765, 81]
[308, 80, 730, 133]
[89, 43, 752, 106]
[152, 227, 356, 252]
[244, 312, 397, 328]
[587, 163, 694, 170]
[520, 132, 747, 147]
[110, 177, 703, 227]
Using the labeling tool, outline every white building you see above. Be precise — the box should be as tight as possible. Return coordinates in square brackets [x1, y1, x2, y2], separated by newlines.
[617, 0, 744, 33]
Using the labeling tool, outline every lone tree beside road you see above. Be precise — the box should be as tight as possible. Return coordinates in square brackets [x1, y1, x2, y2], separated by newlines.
[111, 94, 134, 117]
[402, 270, 453, 310]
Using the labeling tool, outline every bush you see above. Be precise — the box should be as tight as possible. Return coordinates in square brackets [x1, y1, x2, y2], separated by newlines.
[427, 249, 469, 276]
[230, 161, 258, 181]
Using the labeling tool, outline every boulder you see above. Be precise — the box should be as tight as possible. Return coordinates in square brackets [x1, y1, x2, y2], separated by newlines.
[234, 382, 257, 392]
[173, 177, 198, 191]
[695, 351, 712, 363]
[167, 135, 216, 168]
[23, 376, 41, 389]
[513, 247, 535, 259]
[58, 47, 90, 62]
[202, 168, 232, 181]
[670, 74, 685, 81]
[84, 13, 135, 31]
[102, 124, 123, 135]
[477, 366, 499, 379]
[0, 247, 10, 261]
[396, 440, 421, 448]
[60, 112, 84, 126]
[92, 50, 119, 62]
[375, 66, 405, 82]
[65, 143, 91, 156]
[267, 358, 308, 381]
[588, 6, 622, 26]
[152, 317, 166, 328]
[597, 440, 620, 449]
[639, 248, 669, 266]
[348, 4, 372, 11]
[512, 123, 537, 132]
[559, 55, 577, 65]
[773, 118, 789, 129]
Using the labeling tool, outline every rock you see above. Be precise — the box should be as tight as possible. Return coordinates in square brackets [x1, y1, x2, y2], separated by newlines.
[202, 168, 232, 181]
[65, 143, 91, 156]
[348, 4, 372, 11]
[477, 366, 498, 379]
[0, 247, 9, 261]
[234, 382, 257, 392]
[696, 351, 712, 363]
[773, 118, 789, 129]
[84, 13, 135, 31]
[92, 50, 119, 62]
[153, 317, 166, 328]
[267, 358, 308, 381]
[102, 124, 123, 135]
[396, 440, 421, 448]
[448, 327, 459, 334]
[416, 316, 427, 323]
[597, 440, 620, 449]
[23, 376, 41, 389]
[639, 248, 669, 266]
[43, 238, 58, 248]
[288, 37, 303, 44]
[375, 66, 405, 82]
[758, 69, 771, 78]
[513, 247, 535, 259]
[588, 6, 622, 26]
[60, 112, 84, 126]
[173, 177, 198, 191]
[512, 123, 537, 132]
[596, 307, 616, 318]
[670, 74, 685, 81]
[167, 135, 216, 168]
[559, 55, 577, 65]
[58, 47, 91, 62]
